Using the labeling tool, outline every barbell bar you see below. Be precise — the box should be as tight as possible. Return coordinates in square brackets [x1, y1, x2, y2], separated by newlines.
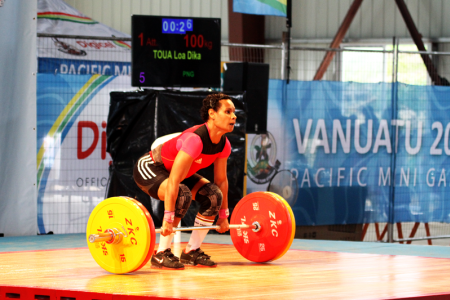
[86, 192, 296, 274]
[89, 222, 261, 244]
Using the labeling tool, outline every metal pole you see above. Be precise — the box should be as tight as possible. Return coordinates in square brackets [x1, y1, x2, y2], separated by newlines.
[395, 235, 450, 243]
[281, 35, 287, 80]
[154, 94, 158, 138]
[286, 0, 292, 84]
[37, 33, 131, 41]
[286, 27, 291, 84]
[387, 37, 399, 243]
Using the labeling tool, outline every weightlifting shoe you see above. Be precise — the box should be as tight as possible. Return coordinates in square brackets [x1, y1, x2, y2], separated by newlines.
[151, 248, 185, 270]
[180, 248, 217, 267]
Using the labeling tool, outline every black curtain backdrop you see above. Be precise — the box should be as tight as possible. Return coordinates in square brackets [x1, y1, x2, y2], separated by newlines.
[106, 90, 246, 228]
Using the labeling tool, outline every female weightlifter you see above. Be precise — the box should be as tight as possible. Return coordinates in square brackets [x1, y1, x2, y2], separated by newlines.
[133, 93, 236, 269]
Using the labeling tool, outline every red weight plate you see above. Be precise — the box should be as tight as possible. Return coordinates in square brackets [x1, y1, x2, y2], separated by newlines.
[129, 198, 156, 272]
[230, 192, 295, 262]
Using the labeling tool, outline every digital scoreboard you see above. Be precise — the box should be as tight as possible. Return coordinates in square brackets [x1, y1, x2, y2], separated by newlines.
[131, 15, 221, 87]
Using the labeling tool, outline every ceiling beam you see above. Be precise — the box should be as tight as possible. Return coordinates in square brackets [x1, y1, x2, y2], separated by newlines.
[394, 0, 442, 86]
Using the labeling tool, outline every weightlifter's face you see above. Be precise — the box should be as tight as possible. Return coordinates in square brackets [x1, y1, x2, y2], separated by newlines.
[210, 99, 236, 133]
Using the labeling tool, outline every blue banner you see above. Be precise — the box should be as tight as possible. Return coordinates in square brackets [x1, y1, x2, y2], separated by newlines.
[38, 57, 131, 76]
[36, 74, 119, 234]
[247, 80, 450, 226]
[233, 0, 287, 17]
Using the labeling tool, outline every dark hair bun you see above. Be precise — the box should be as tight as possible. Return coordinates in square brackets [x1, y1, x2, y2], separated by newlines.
[200, 93, 231, 122]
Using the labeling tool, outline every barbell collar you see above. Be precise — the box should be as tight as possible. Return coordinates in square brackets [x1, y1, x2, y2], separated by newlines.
[89, 232, 113, 243]
[252, 221, 261, 232]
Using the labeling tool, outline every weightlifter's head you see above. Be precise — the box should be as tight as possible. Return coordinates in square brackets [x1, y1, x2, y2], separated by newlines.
[200, 93, 236, 133]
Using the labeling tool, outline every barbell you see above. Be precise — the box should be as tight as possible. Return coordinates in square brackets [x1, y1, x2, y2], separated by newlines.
[86, 191, 296, 274]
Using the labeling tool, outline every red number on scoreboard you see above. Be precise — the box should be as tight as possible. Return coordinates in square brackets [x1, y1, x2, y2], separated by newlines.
[184, 34, 206, 49]
[184, 34, 189, 47]
[138, 32, 143, 46]
[197, 35, 204, 48]
[190, 34, 197, 47]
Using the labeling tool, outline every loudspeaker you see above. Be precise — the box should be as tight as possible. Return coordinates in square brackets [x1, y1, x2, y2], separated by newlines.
[223, 62, 269, 134]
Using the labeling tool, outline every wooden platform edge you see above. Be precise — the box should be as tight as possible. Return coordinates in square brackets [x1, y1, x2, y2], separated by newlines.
[0, 247, 89, 255]
[388, 292, 450, 300]
[1, 284, 450, 300]
[0, 285, 200, 300]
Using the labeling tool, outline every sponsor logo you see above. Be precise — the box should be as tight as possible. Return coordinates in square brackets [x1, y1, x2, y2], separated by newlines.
[194, 158, 202, 164]
[269, 211, 279, 237]
[247, 132, 280, 184]
[154, 256, 164, 264]
[76, 41, 116, 50]
[53, 38, 87, 56]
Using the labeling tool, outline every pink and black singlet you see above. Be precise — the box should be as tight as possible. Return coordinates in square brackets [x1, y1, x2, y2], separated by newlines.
[157, 123, 231, 178]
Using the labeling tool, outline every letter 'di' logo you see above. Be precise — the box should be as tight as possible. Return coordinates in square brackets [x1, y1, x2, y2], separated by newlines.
[77, 121, 107, 159]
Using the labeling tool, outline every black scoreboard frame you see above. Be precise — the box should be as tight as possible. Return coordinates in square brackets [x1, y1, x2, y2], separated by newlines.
[131, 15, 221, 88]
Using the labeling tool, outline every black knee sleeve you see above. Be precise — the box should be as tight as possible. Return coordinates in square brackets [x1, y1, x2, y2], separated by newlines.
[175, 184, 192, 218]
[196, 183, 223, 217]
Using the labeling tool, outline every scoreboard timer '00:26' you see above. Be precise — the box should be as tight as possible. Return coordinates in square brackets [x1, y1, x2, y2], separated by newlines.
[131, 15, 221, 88]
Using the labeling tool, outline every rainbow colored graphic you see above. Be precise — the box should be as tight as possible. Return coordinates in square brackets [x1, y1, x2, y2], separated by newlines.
[36, 74, 111, 190]
[38, 12, 98, 24]
[113, 40, 131, 50]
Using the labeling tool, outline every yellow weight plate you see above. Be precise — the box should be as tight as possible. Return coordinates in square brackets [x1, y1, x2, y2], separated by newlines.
[86, 196, 153, 274]
[265, 192, 296, 261]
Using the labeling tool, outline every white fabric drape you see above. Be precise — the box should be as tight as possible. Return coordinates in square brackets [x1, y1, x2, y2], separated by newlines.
[0, 0, 37, 236]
